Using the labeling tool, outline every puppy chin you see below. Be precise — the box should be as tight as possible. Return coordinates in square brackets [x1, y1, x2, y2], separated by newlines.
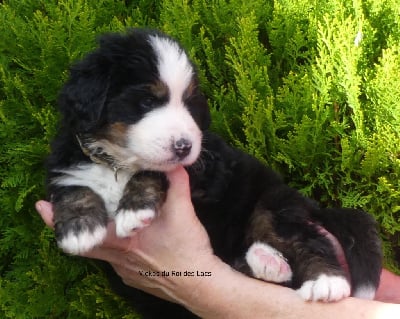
[140, 151, 199, 172]
[151, 162, 183, 172]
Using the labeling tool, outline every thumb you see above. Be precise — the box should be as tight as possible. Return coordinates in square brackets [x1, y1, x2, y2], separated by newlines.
[166, 166, 191, 199]
[161, 166, 195, 219]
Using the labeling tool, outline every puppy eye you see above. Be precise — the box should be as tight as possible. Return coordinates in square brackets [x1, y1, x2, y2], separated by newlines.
[139, 96, 156, 109]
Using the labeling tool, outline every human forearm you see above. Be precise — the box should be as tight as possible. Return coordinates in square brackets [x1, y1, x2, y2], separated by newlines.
[175, 259, 400, 319]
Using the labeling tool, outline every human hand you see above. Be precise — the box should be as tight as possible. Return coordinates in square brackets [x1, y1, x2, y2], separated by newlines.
[375, 269, 400, 304]
[36, 166, 221, 305]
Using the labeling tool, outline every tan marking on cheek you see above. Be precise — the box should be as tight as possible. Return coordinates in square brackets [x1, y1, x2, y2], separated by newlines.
[77, 123, 138, 170]
[103, 122, 129, 146]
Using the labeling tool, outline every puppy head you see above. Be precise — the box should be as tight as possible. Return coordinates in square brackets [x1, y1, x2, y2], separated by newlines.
[59, 29, 210, 171]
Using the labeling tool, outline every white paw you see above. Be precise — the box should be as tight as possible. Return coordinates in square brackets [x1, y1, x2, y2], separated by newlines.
[58, 226, 107, 255]
[297, 274, 351, 302]
[245, 242, 292, 283]
[115, 208, 155, 237]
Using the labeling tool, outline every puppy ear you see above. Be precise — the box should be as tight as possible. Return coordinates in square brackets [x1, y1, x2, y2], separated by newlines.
[58, 53, 110, 133]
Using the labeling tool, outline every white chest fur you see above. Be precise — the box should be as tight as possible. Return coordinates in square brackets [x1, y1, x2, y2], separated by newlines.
[52, 163, 133, 215]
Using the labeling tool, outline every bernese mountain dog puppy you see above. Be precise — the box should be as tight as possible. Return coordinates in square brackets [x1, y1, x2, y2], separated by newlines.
[46, 29, 382, 318]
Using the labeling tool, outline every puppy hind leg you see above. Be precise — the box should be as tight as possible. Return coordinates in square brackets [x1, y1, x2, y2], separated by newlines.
[243, 209, 293, 284]
[247, 207, 350, 302]
[291, 235, 351, 302]
[245, 242, 293, 283]
[312, 208, 382, 299]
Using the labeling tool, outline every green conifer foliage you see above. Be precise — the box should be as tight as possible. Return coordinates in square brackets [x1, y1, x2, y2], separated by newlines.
[1, 0, 399, 317]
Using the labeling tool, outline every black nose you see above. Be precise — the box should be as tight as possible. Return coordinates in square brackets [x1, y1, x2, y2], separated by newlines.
[173, 138, 192, 159]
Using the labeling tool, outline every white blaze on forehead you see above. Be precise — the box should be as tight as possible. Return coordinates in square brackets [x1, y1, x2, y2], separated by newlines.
[148, 35, 193, 104]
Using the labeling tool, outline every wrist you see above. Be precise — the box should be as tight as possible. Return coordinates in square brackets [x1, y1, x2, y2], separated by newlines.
[152, 254, 226, 311]
[167, 256, 240, 318]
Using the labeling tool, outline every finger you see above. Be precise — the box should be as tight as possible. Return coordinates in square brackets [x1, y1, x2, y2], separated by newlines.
[159, 166, 203, 233]
[165, 166, 191, 201]
[98, 221, 137, 251]
[35, 200, 55, 228]
[82, 246, 124, 263]
[82, 236, 141, 265]
[163, 166, 194, 213]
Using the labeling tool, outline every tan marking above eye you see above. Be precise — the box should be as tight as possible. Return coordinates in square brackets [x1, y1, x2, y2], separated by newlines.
[183, 79, 197, 100]
[149, 81, 169, 99]
[101, 122, 129, 146]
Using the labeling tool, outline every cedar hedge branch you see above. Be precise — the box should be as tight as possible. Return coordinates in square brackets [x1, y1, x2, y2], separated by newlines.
[1, 0, 399, 317]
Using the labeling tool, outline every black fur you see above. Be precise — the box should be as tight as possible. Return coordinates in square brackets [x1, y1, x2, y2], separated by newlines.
[46, 29, 382, 318]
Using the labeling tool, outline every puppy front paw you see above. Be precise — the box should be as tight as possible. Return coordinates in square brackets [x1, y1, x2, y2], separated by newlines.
[245, 242, 292, 283]
[296, 274, 351, 302]
[115, 208, 155, 237]
[55, 219, 107, 255]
